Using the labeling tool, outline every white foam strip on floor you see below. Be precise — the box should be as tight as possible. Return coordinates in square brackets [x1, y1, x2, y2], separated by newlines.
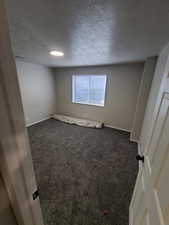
[52, 114, 103, 128]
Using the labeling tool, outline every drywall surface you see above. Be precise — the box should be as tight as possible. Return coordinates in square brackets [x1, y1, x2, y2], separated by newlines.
[6, 0, 169, 67]
[130, 57, 157, 142]
[54, 63, 143, 131]
[0, 175, 17, 225]
[140, 42, 169, 153]
[16, 60, 56, 126]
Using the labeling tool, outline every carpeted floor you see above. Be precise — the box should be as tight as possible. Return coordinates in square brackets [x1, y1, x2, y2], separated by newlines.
[28, 119, 138, 225]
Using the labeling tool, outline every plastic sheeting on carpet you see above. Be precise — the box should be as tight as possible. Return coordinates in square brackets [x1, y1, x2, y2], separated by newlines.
[52, 114, 103, 128]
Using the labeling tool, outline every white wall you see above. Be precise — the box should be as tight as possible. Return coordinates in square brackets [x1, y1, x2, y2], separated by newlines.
[16, 60, 56, 126]
[140, 42, 169, 153]
[130, 57, 157, 142]
[54, 63, 144, 131]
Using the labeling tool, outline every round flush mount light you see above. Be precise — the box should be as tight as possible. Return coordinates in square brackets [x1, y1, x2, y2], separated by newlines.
[50, 50, 64, 57]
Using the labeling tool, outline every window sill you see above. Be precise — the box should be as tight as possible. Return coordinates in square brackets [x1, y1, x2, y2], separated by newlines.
[72, 101, 105, 108]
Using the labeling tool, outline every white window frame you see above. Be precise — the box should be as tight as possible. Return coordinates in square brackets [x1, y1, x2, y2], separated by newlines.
[72, 75, 107, 107]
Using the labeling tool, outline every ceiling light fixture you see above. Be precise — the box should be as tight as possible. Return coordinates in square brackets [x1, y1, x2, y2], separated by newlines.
[50, 50, 64, 57]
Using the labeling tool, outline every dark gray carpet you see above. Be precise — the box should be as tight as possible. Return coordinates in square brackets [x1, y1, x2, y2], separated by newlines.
[28, 119, 138, 225]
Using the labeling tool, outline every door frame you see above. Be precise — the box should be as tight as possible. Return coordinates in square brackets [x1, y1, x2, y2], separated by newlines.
[0, 1, 44, 225]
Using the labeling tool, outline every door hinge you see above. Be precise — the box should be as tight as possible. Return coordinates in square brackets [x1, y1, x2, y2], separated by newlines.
[136, 154, 144, 163]
[32, 189, 39, 200]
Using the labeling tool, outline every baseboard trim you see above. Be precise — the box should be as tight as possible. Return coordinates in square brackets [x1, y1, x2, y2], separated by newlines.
[26, 116, 51, 127]
[104, 124, 131, 133]
[26, 119, 131, 134]
[130, 138, 139, 144]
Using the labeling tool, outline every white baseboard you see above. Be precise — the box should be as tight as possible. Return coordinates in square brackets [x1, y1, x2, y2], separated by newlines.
[104, 124, 131, 133]
[130, 138, 139, 144]
[26, 116, 51, 127]
[26, 119, 131, 134]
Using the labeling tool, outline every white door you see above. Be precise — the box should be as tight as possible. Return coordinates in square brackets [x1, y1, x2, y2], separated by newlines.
[0, 174, 17, 225]
[0, 1, 44, 225]
[130, 92, 169, 225]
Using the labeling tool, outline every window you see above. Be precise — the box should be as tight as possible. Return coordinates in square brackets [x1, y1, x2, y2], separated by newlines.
[72, 75, 107, 106]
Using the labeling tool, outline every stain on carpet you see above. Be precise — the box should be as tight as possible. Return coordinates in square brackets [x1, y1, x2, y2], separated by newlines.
[28, 119, 138, 225]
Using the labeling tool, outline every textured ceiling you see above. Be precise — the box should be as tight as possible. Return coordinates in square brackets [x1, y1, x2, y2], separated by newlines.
[6, 0, 169, 67]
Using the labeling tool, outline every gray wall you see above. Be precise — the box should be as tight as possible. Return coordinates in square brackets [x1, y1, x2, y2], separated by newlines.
[0, 174, 17, 225]
[16, 60, 56, 126]
[54, 63, 144, 131]
[130, 57, 157, 142]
